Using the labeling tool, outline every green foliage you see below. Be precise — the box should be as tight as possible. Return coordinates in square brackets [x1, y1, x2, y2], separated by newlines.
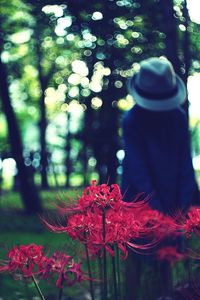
[0, 211, 84, 299]
[0, 0, 199, 195]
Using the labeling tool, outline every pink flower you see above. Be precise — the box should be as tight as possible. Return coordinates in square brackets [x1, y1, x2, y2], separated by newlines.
[39, 251, 85, 288]
[77, 180, 123, 210]
[0, 244, 87, 289]
[50, 181, 124, 214]
[184, 206, 200, 237]
[157, 246, 185, 266]
[0, 244, 44, 277]
[43, 182, 185, 260]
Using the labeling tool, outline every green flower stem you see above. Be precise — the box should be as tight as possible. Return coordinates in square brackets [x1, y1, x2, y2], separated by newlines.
[116, 246, 122, 300]
[56, 274, 64, 300]
[85, 242, 95, 300]
[58, 286, 63, 300]
[112, 246, 118, 300]
[102, 209, 108, 300]
[32, 275, 46, 300]
[98, 253, 104, 300]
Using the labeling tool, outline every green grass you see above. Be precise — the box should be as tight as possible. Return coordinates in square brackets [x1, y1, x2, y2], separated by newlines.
[0, 203, 87, 300]
[0, 188, 82, 210]
[0, 232, 73, 252]
[0, 189, 87, 299]
[0, 232, 85, 299]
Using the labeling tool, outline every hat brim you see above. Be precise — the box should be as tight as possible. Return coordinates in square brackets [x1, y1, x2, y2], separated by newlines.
[127, 74, 186, 111]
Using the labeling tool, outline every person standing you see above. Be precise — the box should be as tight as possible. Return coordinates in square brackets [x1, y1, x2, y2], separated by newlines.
[121, 57, 199, 299]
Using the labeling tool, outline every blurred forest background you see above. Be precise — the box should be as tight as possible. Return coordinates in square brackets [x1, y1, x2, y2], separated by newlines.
[0, 0, 200, 214]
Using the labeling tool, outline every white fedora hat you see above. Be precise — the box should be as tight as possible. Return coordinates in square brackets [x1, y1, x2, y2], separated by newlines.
[127, 57, 186, 111]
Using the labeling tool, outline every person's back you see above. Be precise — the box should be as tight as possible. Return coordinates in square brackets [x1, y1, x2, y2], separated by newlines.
[122, 105, 197, 214]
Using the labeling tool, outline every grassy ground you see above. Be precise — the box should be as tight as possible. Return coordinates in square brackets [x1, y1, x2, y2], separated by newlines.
[0, 189, 90, 300]
[0, 187, 82, 210]
[0, 216, 89, 299]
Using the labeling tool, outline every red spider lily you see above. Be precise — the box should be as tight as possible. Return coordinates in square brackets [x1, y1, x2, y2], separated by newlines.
[78, 181, 152, 212]
[157, 246, 185, 266]
[43, 201, 173, 259]
[83, 206, 161, 258]
[43, 205, 153, 259]
[0, 244, 87, 290]
[66, 208, 103, 242]
[77, 180, 123, 210]
[184, 206, 200, 237]
[40, 251, 85, 288]
[42, 182, 153, 243]
[43, 207, 103, 243]
[130, 205, 182, 240]
[153, 214, 182, 240]
[125, 205, 161, 236]
[103, 207, 184, 257]
[0, 244, 44, 277]
[43, 182, 185, 261]
[51, 181, 129, 214]
[103, 208, 146, 258]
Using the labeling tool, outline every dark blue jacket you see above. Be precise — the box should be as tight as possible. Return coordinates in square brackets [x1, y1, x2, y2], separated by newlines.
[121, 105, 198, 214]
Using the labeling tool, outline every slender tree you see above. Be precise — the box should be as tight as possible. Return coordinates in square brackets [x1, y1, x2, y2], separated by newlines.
[159, 0, 191, 118]
[159, 0, 181, 74]
[0, 40, 41, 214]
[29, 3, 55, 189]
[35, 33, 49, 189]
[65, 112, 72, 187]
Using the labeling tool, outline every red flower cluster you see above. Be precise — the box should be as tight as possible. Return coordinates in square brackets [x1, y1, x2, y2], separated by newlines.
[0, 244, 44, 276]
[0, 244, 85, 288]
[78, 180, 123, 210]
[157, 246, 185, 266]
[40, 251, 84, 288]
[43, 181, 183, 259]
[184, 206, 200, 237]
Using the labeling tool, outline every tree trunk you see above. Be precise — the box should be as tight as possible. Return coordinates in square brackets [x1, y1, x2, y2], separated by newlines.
[99, 89, 120, 185]
[65, 112, 72, 187]
[159, 0, 190, 121]
[0, 56, 42, 214]
[82, 100, 95, 186]
[35, 38, 49, 189]
[159, 0, 181, 75]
